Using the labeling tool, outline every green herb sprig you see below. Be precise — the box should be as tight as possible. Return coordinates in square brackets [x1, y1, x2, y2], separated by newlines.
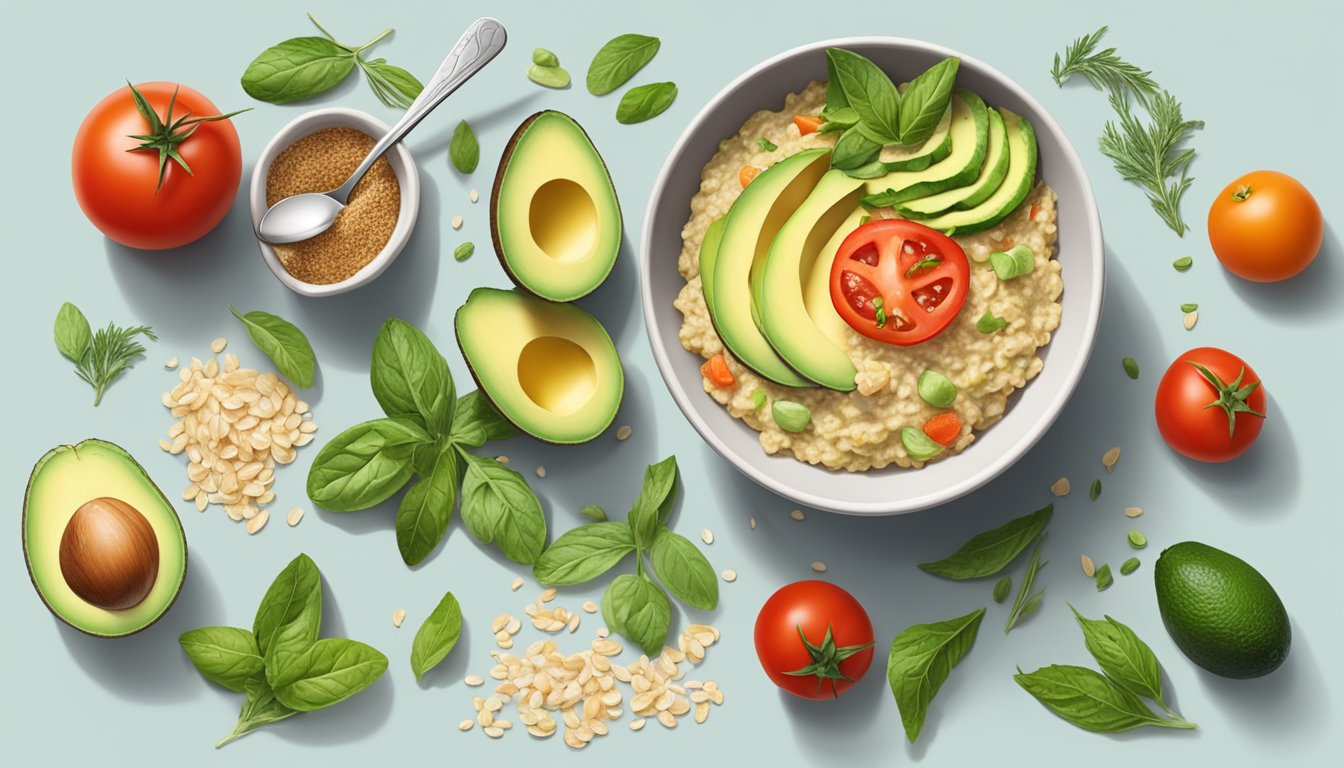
[1050, 26, 1159, 103]
[1004, 536, 1047, 633]
[54, 302, 155, 406]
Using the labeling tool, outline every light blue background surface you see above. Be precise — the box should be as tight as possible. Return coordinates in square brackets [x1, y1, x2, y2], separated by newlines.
[2, 1, 1338, 765]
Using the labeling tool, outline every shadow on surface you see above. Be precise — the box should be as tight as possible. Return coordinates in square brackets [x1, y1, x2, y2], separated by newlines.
[1223, 226, 1339, 323]
[1171, 392, 1299, 517]
[1195, 625, 1329, 738]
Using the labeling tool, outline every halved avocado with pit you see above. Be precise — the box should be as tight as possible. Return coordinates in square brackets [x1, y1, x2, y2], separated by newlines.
[23, 439, 187, 638]
[455, 287, 623, 444]
[491, 111, 622, 302]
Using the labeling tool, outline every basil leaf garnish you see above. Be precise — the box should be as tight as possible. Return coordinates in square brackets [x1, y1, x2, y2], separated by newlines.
[532, 522, 636, 585]
[649, 527, 719, 611]
[459, 452, 547, 564]
[396, 447, 457, 566]
[602, 573, 671, 657]
[897, 58, 959, 146]
[229, 306, 317, 388]
[586, 34, 660, 95]
[449, 120, 479, 173]
[616, 82, 678, 124]
[410, 592, 462, 680]
[918, 505, 1052, 579]
[305, 417, 430, 512]
[887, 607, 984, 742]
[179, 626, 265, 693]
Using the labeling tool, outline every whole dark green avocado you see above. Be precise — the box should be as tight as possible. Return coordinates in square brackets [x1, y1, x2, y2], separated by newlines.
[1154, 541, 1290, 679]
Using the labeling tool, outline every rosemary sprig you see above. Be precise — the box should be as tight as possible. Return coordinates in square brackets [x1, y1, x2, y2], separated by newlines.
[1051, 26, 1160, 104]
[1098, 90, 1204, 236]
[1005, 535, 1047, 634]
[73, 322, 157, 406]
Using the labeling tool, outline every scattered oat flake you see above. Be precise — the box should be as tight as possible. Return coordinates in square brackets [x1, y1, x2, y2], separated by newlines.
[790, 509, 805, 521]
[511, 577, 524, 591]
[1080, 555, 1096, 578]
[452, 214, 464, 230]
[470, 188, 480, 203]
[1183, 310, 1198, 330]
[210, 337, 228, 353]
[245, 509, 269, 535]
[392, 608, 407, 628]
[1102, 447, 1121, 472]
[465, 675, 485, 687]
[497, 455, 510, 464]
[459, 719, 475, 731]
[700, 528, 714, 545]
[540, 588, 558, 603]
[1125, 506, 1144, 518]
[164, 356, 179, 370]
[721, 569, 737, 583]
[616, 425, 632, 441]
[536, 466, 547, 478]
[1050, 477, 1071, 496]
[811, 561, 827, 572]
[629, 719, 646, 731]
[582, 600, 598, 613]
[286, 507, 304, 527]
[749, 517, 757, 529]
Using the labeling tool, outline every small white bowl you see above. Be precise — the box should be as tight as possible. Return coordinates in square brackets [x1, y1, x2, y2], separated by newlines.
[249, 108, 420, 297]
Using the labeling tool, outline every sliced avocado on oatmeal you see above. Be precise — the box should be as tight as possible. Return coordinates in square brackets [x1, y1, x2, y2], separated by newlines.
[860, 89, 990, 208]
[911, 108, 1038, 234]
[894, 106, 1010, 217]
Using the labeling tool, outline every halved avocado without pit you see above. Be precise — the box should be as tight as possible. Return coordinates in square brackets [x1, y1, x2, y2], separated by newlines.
[492, 111, 622, 302]
[23, 439, 187, 638]
[912, 108, 1038, 235]
[455, 287, 623, 444]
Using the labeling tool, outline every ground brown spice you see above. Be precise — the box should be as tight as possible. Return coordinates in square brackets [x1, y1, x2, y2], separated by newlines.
[266, 127, 400, 285]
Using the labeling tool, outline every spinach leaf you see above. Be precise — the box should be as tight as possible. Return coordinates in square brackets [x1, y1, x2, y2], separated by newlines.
[449, 120, 479, 174]
[215, 677, 299, 749]
[628, 455, 678, 548]
[1014, 665, 1191, 732]
[410, 592, 462, 680]
[616, 82, 677, 124]
[897, 58, 959, 146]
[306, 417, 431, 512]
[268, 638, 388, 712]
[459, 452, 547, 564]
[370, 318, 455, 436]
[826, 48, 901, 144]
[179, 627, 264, 693]
[887, 607, 984, 743]
[602, 573, 671, 656]
[450, 389, 516, 448]
[229, 306, 316, 388]
[396, 448, 458, 566]
[918, 505, 1053, 579]
[252, 553, 322, 658]
[241, 36, 356, 104]
[830, 127, 883, 171]
[532, 522, 635, 585]
[1070, 607, 1167, 708]
[54, 302, 92, 362]
[586, 33, 660, 95]
[649, 527, 718, 611]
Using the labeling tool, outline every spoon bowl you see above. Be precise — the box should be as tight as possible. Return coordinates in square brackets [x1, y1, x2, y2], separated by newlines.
[257, 192, 347, 244]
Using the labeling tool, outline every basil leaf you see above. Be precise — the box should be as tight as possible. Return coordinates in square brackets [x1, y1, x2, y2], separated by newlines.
[602, 573, 671, 656]
[306, 417, 431, 512]
[1070, 607, 1166, 707]
[586, 33, 660, 95]
[229, 306, 316, 388]
[216, 677, 299, 749]
[580, 504, 607, 521]
[976, 310, 1008, 334]
[241, 37, 356, 104]
[54, 302, 92, 363]
[831, 127, 883, 171]
[179, 626, 264, 693]
[450, 389, 516, 448]
[992, 575, 1012, 603]
[410, 592, 462, 680]
[371, 318, 455, 436]
[628, 455, 678, 548]
[251, 553, 322, 659]
[396, 448, 457, 566]
[268, 638, 388, 712]
[649, 527, 718, 611]
[532, 522, 636, 585]
[826, 48, 901, 144]
[823, 50, 851, 115]
[887, 607, 984, 743]
[616, 82, 677, 124]
[1014, 665, 1184, 732]
[823, 106, 860, 127]
[897, 58, 959, 146]
[361, 59, 423, 109]
[449, 120, 479, 174]
[459, 452, 547, 564]
[919, 505, 1052, 579]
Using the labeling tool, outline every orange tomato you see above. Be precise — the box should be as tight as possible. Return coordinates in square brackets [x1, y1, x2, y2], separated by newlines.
[1207, 170, 1321, 282]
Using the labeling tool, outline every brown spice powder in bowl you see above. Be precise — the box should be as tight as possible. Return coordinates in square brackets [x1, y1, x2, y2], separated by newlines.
[265, 127, 400, 285]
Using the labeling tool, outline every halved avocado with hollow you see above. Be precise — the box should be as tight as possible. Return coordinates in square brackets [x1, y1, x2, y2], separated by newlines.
[914, 108, 1037, 235]
[861, 89, 990, 206]
[23, 439, 187, 638]
[491, 111, 622, 302]
[894, 106, 1010, 218]
[455, 287, 623, 444]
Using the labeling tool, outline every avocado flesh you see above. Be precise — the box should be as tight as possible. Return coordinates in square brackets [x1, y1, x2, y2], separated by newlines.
[876, 106, 953, 171]
[862, 89, 989, 206]
[697, 216, 727, 314]
[23, 439, 186, 637]
[914, 109, 1038, 235]
[455, 287, 623, 444]
[895, 107, 1009, 218]
[492, 111, 622, 302]
[710, 148, 829, 387]
[758, 170, 865, 391]
[1155, 541, 1291, 679]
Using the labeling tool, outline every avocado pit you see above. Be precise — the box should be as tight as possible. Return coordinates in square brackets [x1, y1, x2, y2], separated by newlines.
[59, 497, 160, 610]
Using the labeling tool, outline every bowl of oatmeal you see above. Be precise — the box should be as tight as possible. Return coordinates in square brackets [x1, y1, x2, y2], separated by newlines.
[639, 37, 1103, 515]
[249, 108, 420, 297]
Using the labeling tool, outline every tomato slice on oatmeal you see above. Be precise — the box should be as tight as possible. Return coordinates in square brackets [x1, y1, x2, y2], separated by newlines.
[828, 220, 969, 346]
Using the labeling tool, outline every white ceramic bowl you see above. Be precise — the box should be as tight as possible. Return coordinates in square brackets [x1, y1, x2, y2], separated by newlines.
[249, 108, 420, 297]
[640, 37, 1104, 515]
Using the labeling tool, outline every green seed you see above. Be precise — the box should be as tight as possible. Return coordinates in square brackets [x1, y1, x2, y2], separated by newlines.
[1095, 564, 1113, 591]
[917, 370, 958, 408]
[1090, 479, 1101, 501]
[1128, 529, 1147, 549]
[532, 48, 560, 67]
[1180, 303, 1198, 313]
[900, 427, 944, 462]
[579, 504, 606, 521]
[1120, 557, 1141, 575]
[772, 400, 812, 433]
[1173, 256, 1193, 272]
[527, 64, 571, 89]
[757, 138, 778, 152]
[1122, 356, 1139, 380]
[453, 242, 475, 262]
[750, 389, 766, 410]
[992, 575, 1012, 603]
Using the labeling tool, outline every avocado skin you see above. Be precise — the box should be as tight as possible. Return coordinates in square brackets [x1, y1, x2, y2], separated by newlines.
[1154, 541, 1290, 679]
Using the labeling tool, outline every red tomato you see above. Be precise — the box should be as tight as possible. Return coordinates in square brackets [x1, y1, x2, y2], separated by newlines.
[754, 581, 874, 700]
[829, 219, 969, 345]
[72, 82, 244, 250]
[1207, 170, 1322, 282]
[1155, 347, 1267, 463]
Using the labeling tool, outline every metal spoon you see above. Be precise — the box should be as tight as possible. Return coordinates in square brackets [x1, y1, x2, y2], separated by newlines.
[257, 17, 507, 245]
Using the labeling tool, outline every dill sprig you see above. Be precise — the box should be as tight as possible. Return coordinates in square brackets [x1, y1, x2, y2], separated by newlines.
[1051, 26, 1160, 104]
[73, 322, 157, 406]
[1098, 90, 1204, 237]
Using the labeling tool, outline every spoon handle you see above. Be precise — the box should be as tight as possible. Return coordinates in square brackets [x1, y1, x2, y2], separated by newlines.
[332, 18, 507, 203]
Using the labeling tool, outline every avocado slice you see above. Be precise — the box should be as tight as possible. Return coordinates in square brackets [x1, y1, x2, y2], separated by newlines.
[23, 439, 187, 638]
[861, 89, 990, 207]
[913, 109, 1038, 235]
[455, 287, 623, 444]
[697, 216, 727, 312]
[758, 170, 866, 391]
[710, 148, 829, 388]
[491, 111, 622, 302]
[877, 106, 953, 171]
[894, 107, 1010, 218]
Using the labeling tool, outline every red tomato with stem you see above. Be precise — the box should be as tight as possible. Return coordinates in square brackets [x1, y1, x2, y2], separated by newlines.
[1207, 170, 1321, 282]
[72, 82, 246, 250]
[754, 580, 874, 700]
[1155, 347, 1267, 462]
[829, 219, 969, 345]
